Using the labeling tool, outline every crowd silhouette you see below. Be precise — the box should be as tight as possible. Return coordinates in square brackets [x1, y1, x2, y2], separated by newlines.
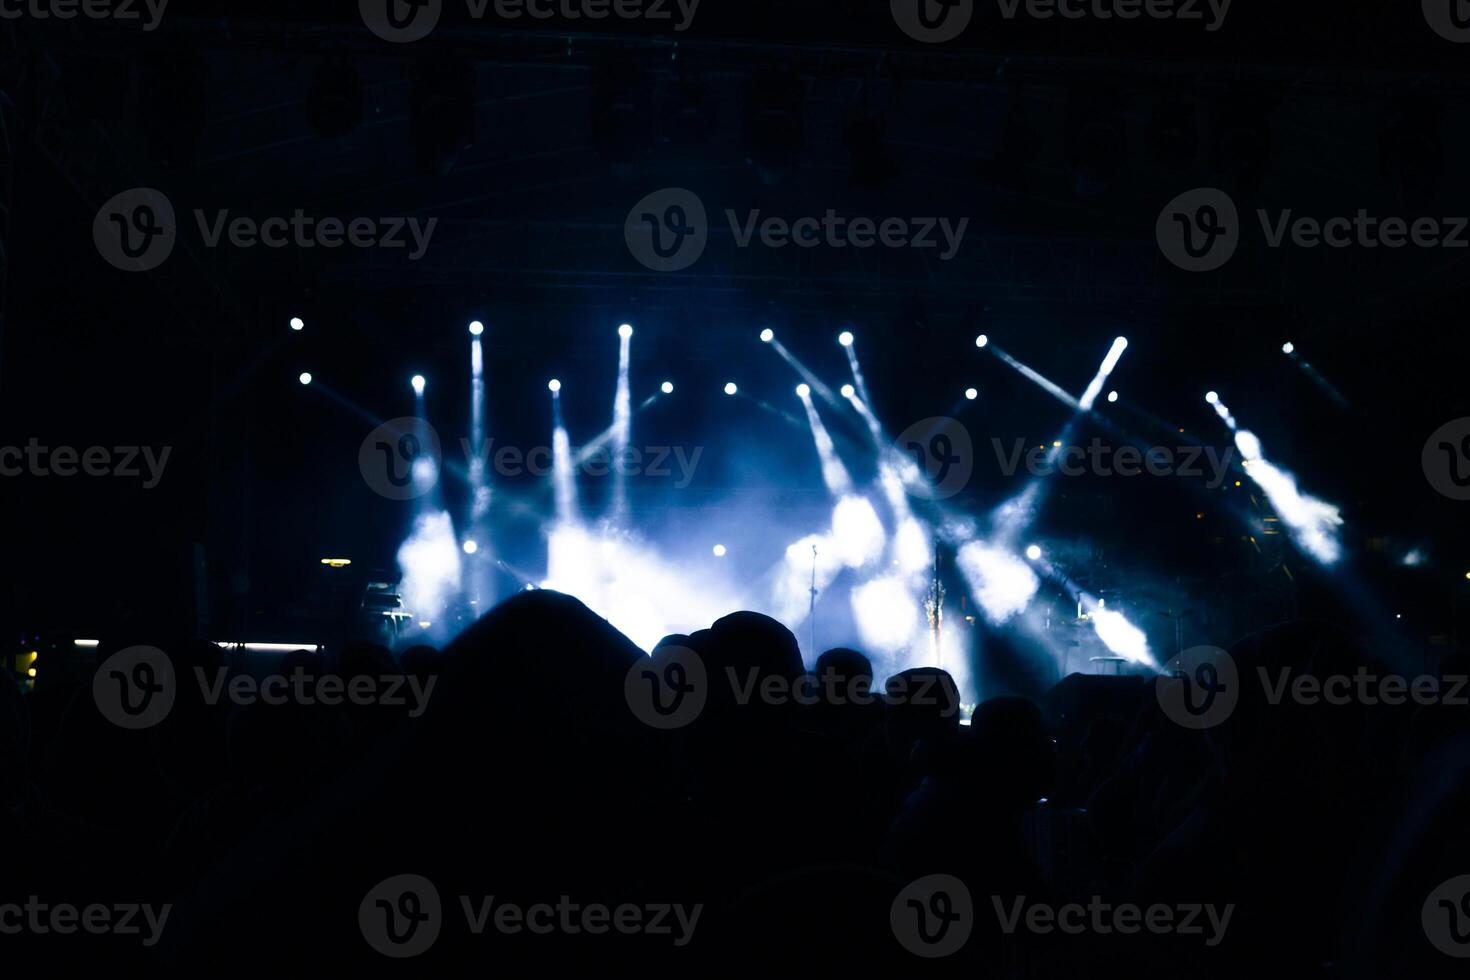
[2, 589, 1468, 976]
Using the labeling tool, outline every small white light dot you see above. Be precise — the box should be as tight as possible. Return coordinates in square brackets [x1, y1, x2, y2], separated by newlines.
[712, 544, 727, 557]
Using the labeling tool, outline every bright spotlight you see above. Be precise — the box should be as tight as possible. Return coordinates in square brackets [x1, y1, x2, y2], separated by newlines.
[1107, 390, 1119, 404]
[975, 334, 989, 348]
[661, 381, 674, 394]
[1282, 341, 1295, 354]
[1025, 544, 1043, 561]
[1205, 390, 1219, 404]
[298, 372, 313, 386]
[289, 317, 304, 331]
[548, 379, 562, 393]
[760, 328, 775, 343]
[469, 320, 484, 336]
[796, 383, 811, 398]
[712, 544, 728, 557]
[619, 323, 633, 338]
[724, 382, 738, 396]
[840, 384, 856, 399]
[462, 540, 479, 555]
[838, 331, 854, 347]
[411, 374, 426, 395]
[965, 387, 978, 401]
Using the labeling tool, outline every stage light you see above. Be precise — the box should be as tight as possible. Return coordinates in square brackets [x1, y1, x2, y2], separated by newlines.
[1464, 570, 1470, 581]
[713, 544, 727, 557]
[1282, 341, 1294, 354]
[289, 317, 304, 331]
[548, 379, 562, 393]
[838, 331, 854, 347]
[74, 639, 100, 648]
[320, 558, 353, 568]
[469, 320, 484, 336]
[965, 388, 978, 401]
[619, 323, 634, 338]
[1205, 390, 1219, 404]
[724, 382, 738, 395]
[841, 384, 856, 399]
[462, 539, 479, 555]
[796, 383, 811, 397]
[1107, 390, 1119, 403]
[1025, 544, 1043, 561]
[661, 381, 674, 394]
[975, 334, 989, 348]
[760, 328, 774, 343]
[1052, 440, 1063, 448]
[298, 372, 313, 386]
[411, 374, 426, 394]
